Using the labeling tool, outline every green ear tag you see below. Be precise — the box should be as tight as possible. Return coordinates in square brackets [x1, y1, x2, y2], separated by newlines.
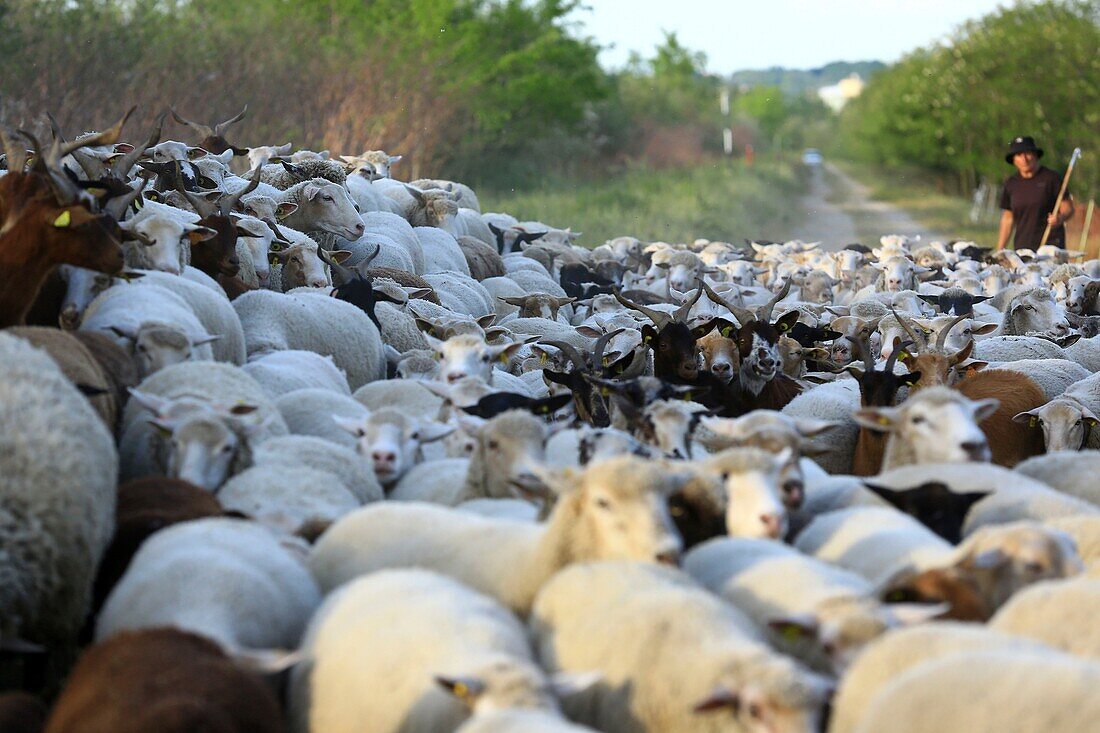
[1029, 417, 1038, 428]
[780, 624, 803, 641]
[53, 210, 72, 228]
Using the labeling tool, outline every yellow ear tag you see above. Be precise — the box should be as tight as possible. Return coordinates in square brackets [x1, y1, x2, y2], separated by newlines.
[684, 392, 693, 402]
[540, 352, 548, 365]
[499, 353, 509, 364]
[780, 624, 803, 641]
[721, 326, 732, 336]
[878, 416, 890, 426]
[453, 682, 468, 699]
[1029, 417, 1037, 428]
[53, 210, 72, 228]
[643, 334, 652, 343]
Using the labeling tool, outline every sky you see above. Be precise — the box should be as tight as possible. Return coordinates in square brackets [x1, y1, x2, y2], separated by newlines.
[570, 0, 1012, 74]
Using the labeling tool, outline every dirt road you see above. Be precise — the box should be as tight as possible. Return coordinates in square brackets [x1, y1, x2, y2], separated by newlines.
[786, 162, 943, 251]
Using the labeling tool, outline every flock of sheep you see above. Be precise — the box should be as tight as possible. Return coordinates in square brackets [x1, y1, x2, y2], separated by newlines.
[3, 107, 1100, 733]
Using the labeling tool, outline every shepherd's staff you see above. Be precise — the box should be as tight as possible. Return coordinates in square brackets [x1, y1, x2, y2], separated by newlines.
[1039, 147, 1082, 248]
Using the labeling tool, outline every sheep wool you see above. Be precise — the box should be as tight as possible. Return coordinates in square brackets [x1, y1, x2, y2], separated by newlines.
[989, 577, 1100, 659]
[0, 333, 118, 643]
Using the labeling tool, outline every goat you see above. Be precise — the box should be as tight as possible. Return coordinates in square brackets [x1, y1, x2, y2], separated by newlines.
[0, 114, 134, 327]
[169, 105, 249, 156]
[847, 336, 922, 476]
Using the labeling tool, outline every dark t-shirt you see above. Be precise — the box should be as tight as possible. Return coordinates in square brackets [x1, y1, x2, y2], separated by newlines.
[1000, 166, 1068, 249]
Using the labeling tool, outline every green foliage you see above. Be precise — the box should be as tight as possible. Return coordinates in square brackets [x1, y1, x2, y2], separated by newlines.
[482, 158, 807, 245]
[836, 1, 1100, 196]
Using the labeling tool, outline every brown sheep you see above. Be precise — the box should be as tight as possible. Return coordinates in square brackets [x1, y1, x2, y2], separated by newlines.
[5, 327, 117, 431]
[456, 235, 506, 281]
[880, 567, 992, 621]
[43, 628, 286, 733]
[70, 331, 139, 432]
[91, 477, 230, 614]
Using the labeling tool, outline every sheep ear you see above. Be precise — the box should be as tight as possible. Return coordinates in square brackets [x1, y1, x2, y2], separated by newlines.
[434, 675, 484, 706]
[332, 414, 366, 436]
[853, 407, 898, 432]
[414, 422, 455, 443]
[190, 333, 222, 347]
[793, 418, 837, 438]
[693, 687, 741, 714]
[476, 313, 497, 329]
[767, 614, 820, 642]
[488, 340, 525, 364]
[453, 414, 486, 435]
[971, 398, 1000, 423]
[963, 548, 1008, 571]
[186, 226, 218, 244]
[1012, 408, 1041, 425]
[549, 671, 602, 697]
[128, 388, 169, 415]
[231, 647, 305, 675]
[887, 603, 949, 627]
[276, 202, 298, 219]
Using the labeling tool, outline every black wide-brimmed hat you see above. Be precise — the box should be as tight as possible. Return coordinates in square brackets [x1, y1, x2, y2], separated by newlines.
[1005, 136, 1044, 164]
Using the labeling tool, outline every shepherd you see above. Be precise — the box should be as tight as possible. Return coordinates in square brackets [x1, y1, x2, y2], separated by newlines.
[996, 136, 1076, 251]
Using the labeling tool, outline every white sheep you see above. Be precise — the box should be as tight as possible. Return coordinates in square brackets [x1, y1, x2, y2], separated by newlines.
[251, 434, 383, 504]
[829, 623, 1054, 733]
[988, 577, 1100, 659]
[96, 518, 319, 654]
[133, 269, 247, 365]
[416, 226, 472, 276]
[0, 333, 118, 645]
[388, 457, 472, 505]
[425, 271, 496, 317]
[781, 378, 861, 475]
[1012, 372, 1100, 451]
[238, 177, 364, 241]
[332, 407, 454, 489]
[1046, 516, 1100, 567]
[289, 569, 590, 733]
[80, 282, 220, 376]
[217, 465, 360, 536]
[972, 334, 1067, 362]
[233, 289, 385, 390]
[794, 506, 954, 586]
[352, 378, 445, 420]
[242, 350, 351, 399]
[275, 388, 371, 449]
[119, 199, 205, 274]
[117, 361, 288, 488]
[852, 648, 1100, 733]
[529, 561, 832, 733]
[990, 358, 1090, 400]
[308, 455, 686, 614]
[1015, 452, 1100, 505]
[684, 537, 943, 675]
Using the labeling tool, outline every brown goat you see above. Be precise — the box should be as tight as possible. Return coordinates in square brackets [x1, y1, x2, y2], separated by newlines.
[0, 131, 127, 327]
[91, 477, 229, 613]
[456, 235, 506, 280]
[880, 567, 991, 621]
[43, 628, 286, 733]
[169, 106, 249, 156]
[896, 311, 1045, 467]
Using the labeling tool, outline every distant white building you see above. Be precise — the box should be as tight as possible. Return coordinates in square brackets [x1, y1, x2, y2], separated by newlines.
[818, 73, 865, 112]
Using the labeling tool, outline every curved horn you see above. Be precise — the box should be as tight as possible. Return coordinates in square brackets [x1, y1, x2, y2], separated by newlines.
[613, 288, 671, 328]
[889, 307, 924, 351]
[539, 339, 585, 371]
[592, 327, 626, 370]
[673, 285, 704, 322]
[47, 112, 105, 180]
[213, 105, 248, 137]
[1, 126, 27, 172]
[220, 165, 262, 214]
[111, 111, 166, 179]
[934, 312, 970, 352]
[105, 177, 149, 220]
[885, 338, 914, 372]
[757, 278, 792, 323]
[316, 245, 358, 288]
[852, 333, 874, 373]
[170, 107, 214, 138]
[358, 241, 381, 271]
[174, 177, 216, 219]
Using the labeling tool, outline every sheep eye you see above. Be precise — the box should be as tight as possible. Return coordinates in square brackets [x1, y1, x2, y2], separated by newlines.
[356, 428, 366, 438]
[410, 431, 420, 440]
[595, 497, 612, 510]
[323, 195, 334, 202]
[911, 415, 926, 425]
[748, 703, 763, 720]
[220, 444, 233, 454]
[487, 439, 500, 450]
[481, 354, 491, 362]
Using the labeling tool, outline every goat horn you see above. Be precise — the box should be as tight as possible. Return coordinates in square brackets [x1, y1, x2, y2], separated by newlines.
[885, 338, 914, 372]
[359, 241, 381, 271]
[934, 312, 970, 352]
[539, 339, 585, 371]
[889, 307, 924, 352]
[56, 106, 135, 161]
[852, 333, 874, 372]
[673, 284, 704, 322]
[221, 165, 262, 214]
[0, 126, 27, 172]
[592, 328, 626, 370]
[105, 177, 148, 221]
[316, 245, 357, 288]
[112, 111, 166, 179]
[170, 107, 214, 138]
[757, 278, 792, 323]
[174, 177, 216, 219]
[44, 113, 102, 180]
[613, 288, 671, 329]
[213, 105, 248, 137]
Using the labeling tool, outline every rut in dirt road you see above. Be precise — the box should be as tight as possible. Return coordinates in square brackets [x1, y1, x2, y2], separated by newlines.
[787, 163, 944, 252]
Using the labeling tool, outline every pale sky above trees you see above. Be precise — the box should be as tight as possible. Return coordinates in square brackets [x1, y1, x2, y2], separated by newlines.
[574, 0, 1010, 72]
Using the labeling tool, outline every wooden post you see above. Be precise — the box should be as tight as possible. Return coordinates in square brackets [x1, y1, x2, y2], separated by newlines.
[1081, 198, 1097, 259]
